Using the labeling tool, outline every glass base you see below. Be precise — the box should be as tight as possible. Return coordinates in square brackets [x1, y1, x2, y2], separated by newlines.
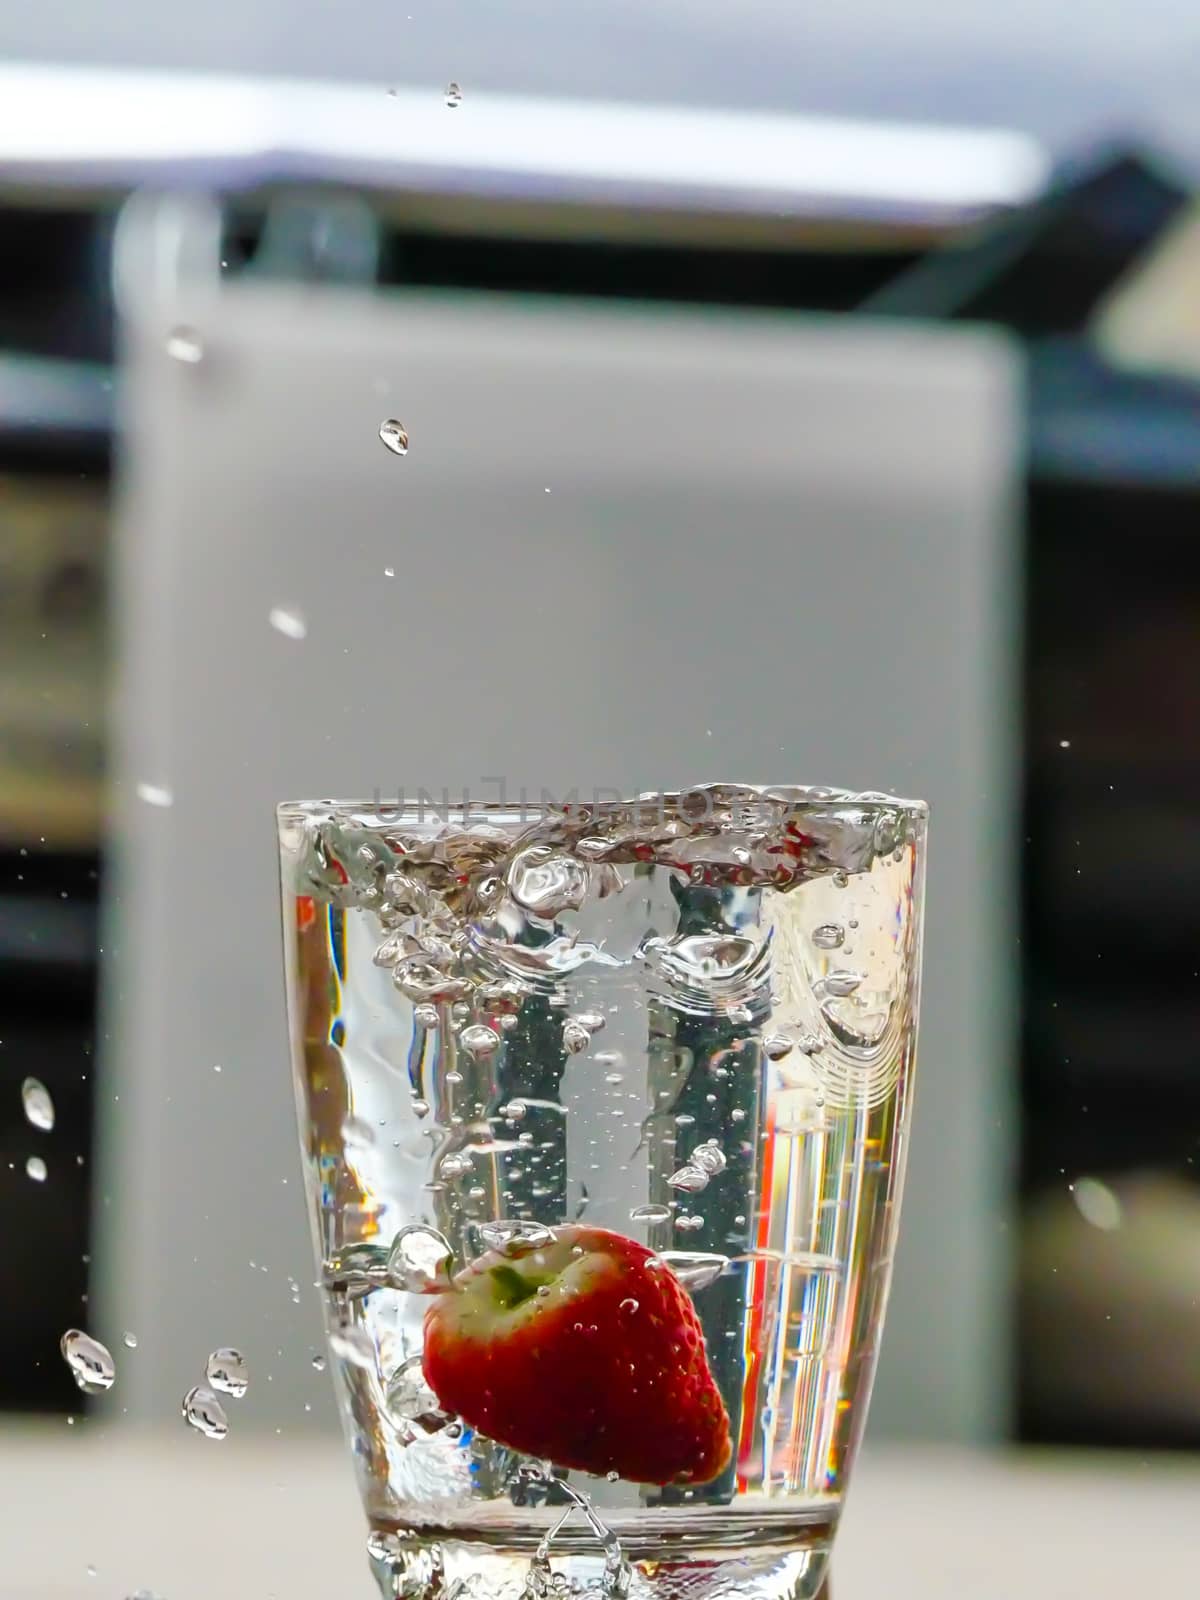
[367, 1518, 835, 1599]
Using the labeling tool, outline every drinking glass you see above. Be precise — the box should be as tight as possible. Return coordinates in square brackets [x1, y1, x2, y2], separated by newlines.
[277, 785, 926, 1600]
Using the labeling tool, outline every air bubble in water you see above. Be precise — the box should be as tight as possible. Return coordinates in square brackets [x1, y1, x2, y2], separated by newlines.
[569, 1010, 606, 1034]
[668, 1165, 709, 1194]
[384, 1355, 444, 1425]
[1072, 1176, 1123, 1231]
[206, 1347, 248, 1398]
[329, 1326, 376, 1369]
[386, 1224, 455, 1292]
[630, 1204, 672, 1224]
[440, 1152, 474, 1179]
[675, 1215, 705, 1232]
[26, 1156, 47, 1182]
[268, 606, 307, 640]
[413, 1004, 440, 1028]
[476, 1219, 555, 1255]
[763, 1034, 793, 1060]
[691, 1140, 726, 1176]
[311, 1353, 326, 1371]
[660, 1252, 727, 1291]
[562, 1020, 591, 1054]
[182, 1385, 229, 1440]
[444, 80, 463, 108]
[379, 419, 409, 456]
[812, 923, 845, 950]
[819, 970, 863, 998]
[502, 1099, 528, 1121]
[22, 1077, 54, 1132]
[460, 1023, 500, 1059]
[393, 956, 469, 1004]
[507, 846, 589, 920]
[411, 1097, 430, 1117]
[165, 326, 203, 363]
[123, 1332, 138, 1349]
[61, 1330, 115, 1393]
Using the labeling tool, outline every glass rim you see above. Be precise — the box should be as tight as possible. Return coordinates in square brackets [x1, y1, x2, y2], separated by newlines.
[277, 783, 929, 828]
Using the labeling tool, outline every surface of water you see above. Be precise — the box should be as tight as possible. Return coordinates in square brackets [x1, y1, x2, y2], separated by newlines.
[279, 786, 925, 1600]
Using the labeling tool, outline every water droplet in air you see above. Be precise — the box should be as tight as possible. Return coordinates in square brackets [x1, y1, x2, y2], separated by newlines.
[691, 1140, 726, 1176]
[206, 1347, 248, 1398]
[61, 1329, 115, 1392]
[123, 1331, 138, 1349]
[1072, 1176, 1123, 1231]
[668, 1165, 709, 1194]
[460, 1023, 500, 1059]
[379, 419, 409, 456]
[165, 326, 203, 363]
[630, 1203, 672, 1224]
[439, 1152, 474, 1179]
[562, 1020, 591, 1054]
[508, 846, 590, 919]
[659, 1252, 727, 1290]
[384, 566, 395, 578]
[444, 80, 463, 109]
[311, 1353, 326, 1372]
[26, 1155, 47, 1182]
[268, 606, 307, 640]
[387, 1224, 455, 1292]
[763, 1034, 793, 1060]
[21, 1077, 55, 1131]
[182, 1384, 229, 1440]
[812, 923, 845, 950]
[135, 782, 174, 809]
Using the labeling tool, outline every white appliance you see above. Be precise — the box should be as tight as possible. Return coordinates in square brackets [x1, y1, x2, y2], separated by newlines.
[102, 184, 1022, 1450]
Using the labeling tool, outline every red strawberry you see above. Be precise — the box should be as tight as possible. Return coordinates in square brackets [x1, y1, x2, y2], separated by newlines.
[422, 1224, 730, 1486]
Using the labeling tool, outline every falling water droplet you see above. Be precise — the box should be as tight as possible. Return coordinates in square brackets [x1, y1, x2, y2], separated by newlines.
[384, 566, 395, 578]
[21, 1077, 55, 1132]
[667, 1165, 709, 1194]
[135, 782, 174, 809]
[444, 80, 463, 108]
[205, 1347, 248, 1398]
[379, 419, 409, 456]
[812, 923, 845, 950]
[165, 326, 203, 364]
[122, 1331, 138, 1349]
[460, 1023, 500, 1059]
[268, 606, 307, 640]
[1072, 1176, 1123, 1231]
[26, 1155, 47, 1182]
[690, 1140, 726, 1176]
[60, 1330, 115, 1393]
[629, 1203, 672, 1224]
[386, 1224, 455, 1292]
[182, 1385, 229, 1440]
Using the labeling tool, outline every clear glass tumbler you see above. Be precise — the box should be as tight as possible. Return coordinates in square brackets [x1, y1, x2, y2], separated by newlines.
[277, 785, 927, 1600]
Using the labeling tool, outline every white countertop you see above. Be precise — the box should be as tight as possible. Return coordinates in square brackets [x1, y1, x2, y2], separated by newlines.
[3, 1426, 1196, 1598]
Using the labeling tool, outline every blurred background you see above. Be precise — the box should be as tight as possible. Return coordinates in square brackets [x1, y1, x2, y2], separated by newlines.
[2, 3, 1200, 1596]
